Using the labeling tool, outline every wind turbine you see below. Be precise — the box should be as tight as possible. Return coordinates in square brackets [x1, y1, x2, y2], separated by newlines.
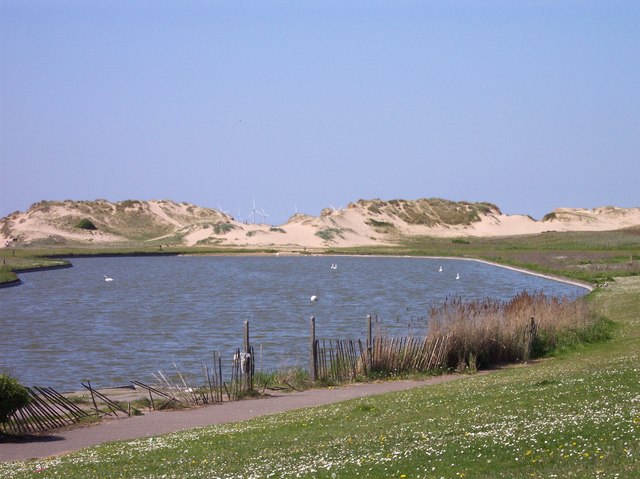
[217, 204, 231, 219]
[248, 198, 270, 224]
[248, 198, 258, 224]
[257, 208, 269, 224]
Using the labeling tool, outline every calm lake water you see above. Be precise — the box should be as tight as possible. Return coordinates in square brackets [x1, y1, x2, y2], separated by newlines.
[1, 256, 587, 391]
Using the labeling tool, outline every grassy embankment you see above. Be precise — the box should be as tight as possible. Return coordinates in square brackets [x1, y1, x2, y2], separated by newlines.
[0, 252, 71, 285]
[332, 228, 640, 284]
[1, 232, 638, 478]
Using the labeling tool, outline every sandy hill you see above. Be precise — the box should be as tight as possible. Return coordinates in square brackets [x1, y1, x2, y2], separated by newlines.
[1, 198, 639, 250]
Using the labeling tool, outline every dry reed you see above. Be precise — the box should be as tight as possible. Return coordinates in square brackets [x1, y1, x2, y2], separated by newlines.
[427, 292, 594, 370]
[316, 292, 597, 382]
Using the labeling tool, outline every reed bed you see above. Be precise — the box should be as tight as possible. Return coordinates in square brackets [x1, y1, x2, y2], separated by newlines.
[316, 292, 600, 382]
[428, 291, 596, 370]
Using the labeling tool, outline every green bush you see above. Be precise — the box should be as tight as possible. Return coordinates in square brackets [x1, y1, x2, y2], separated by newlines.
[76, 218, 97, 230]
[315, 227, 343, 241]
[0, 374, 30, 423]
[213, 222, 234, 235]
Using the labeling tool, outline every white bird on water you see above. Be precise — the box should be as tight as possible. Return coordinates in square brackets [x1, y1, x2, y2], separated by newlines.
[438, 266, 443, 272]
[104, 275, 114, 282]
[310, 295, 318, 302]
[456, 273, 460, 280]
[331, 263, 338, 270]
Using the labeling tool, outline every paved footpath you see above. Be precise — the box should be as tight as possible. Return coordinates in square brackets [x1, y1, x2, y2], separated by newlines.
[0, 375, 466, 462]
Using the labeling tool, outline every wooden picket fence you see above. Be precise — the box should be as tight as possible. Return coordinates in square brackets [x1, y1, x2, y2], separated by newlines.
[313, 334, 451, 383]
[0, 386, 93, 435]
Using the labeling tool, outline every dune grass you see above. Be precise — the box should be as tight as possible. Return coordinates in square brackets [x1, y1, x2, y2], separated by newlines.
[2, 277, 637, 478]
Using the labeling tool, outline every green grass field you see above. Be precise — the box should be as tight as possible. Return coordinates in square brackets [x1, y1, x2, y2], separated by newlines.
[1, 240, 638, 478]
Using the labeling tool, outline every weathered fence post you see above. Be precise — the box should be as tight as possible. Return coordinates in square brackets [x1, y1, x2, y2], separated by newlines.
[366, 314, 373, 377]
[523, 316, 537, 363]
[243, 321, 253, 390]
[310, 316, 317, 382]
[244, 320, 250, 353]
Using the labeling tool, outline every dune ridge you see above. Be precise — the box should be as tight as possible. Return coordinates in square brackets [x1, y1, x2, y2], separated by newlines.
[2, 198, 639, 249]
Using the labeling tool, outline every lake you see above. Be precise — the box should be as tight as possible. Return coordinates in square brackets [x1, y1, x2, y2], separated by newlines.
[1, 255, 588, 391]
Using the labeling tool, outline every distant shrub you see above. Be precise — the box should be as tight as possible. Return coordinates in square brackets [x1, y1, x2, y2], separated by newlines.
[543, 212, 557, 221]
[366, 219, 394, 228]
[76, 218, 97, 230]
[270, 227, 286, 233]
[452, 238, 470, 244]
[315, 228, 343, 241]
[213, 223, 234, 235]
[0, 375, 30, 423]
[366, 219, 396, 233]
[120, 200, 142, 209]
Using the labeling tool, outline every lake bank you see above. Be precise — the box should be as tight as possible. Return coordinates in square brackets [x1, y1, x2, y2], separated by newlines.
[1, 255, 587, 392]
[2, 277, 637, 477]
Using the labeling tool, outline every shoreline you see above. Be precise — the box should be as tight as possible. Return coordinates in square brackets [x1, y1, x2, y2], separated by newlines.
[453, 256, 594, 292]
[314, 252, 596, 292]
[0, 278, 21, 288]
[0, 251, 594, 293]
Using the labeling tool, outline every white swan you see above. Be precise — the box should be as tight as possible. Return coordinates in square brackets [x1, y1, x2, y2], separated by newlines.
[310, 295, 318, 302]
[438, 266, 443, 272]
[104, 275, 114, 282]
[455, 273, 460, 280]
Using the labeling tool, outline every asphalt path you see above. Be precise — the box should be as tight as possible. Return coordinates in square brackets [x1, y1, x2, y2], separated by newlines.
[0, 375, 467, 462]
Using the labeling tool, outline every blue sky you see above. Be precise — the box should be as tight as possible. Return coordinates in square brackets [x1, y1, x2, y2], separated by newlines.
[1, 1, 639, 225]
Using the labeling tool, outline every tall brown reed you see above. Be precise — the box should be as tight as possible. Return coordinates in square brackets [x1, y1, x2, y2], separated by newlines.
[427, 292, 593, 370]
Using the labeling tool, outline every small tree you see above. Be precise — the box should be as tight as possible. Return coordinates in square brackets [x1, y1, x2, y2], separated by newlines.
[0, 374, 30, 423]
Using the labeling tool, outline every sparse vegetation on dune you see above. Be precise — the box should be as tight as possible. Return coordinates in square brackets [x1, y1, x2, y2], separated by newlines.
[3, 198, 638, 250]
[354, 197, 500, 226]
[315, 227, 345, 242]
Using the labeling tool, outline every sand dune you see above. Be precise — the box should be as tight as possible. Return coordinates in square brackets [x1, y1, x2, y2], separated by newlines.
[1, 199, 639, 250]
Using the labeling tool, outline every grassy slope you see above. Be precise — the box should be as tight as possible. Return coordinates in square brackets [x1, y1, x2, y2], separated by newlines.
[331, 229, 640, 284]
[1, 272, 638, 477]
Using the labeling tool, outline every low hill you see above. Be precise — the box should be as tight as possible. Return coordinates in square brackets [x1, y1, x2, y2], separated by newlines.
[1, 198, 639, 249]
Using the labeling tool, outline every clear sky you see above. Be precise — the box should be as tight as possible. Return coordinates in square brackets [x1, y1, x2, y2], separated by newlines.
[1, 1, 639, 225]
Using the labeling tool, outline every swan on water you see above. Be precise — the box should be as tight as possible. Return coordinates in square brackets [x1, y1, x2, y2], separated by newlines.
[310, 295, 318, 302]
[104, 275, 114, 282]
[455, 273, 460, 280]
[438, 266, 443, 272]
